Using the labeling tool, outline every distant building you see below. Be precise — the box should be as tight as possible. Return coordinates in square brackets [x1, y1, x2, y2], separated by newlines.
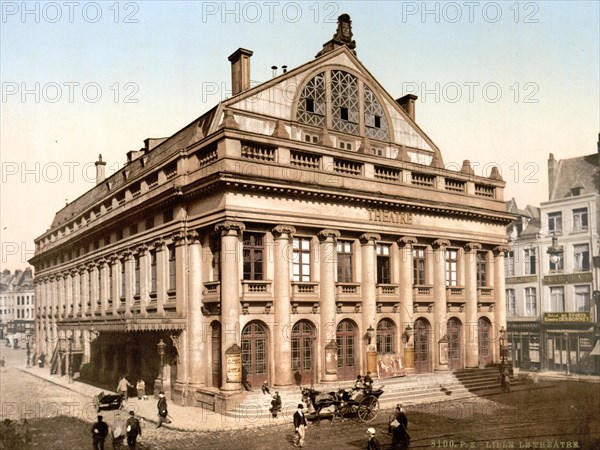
[30, 15, 513, 406]
[506, 142, 600, 375]
[0, 268, 35, 342]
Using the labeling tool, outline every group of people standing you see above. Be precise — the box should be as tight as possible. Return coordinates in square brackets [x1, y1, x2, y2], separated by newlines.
[91, 411, 141, 450]
[117, 375, 147, 401]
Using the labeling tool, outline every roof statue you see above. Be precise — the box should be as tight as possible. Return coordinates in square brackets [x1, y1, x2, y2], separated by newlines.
[316, 13, 357, 57]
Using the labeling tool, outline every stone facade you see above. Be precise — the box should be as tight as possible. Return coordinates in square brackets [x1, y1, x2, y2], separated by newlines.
[30, 16, 512, 406]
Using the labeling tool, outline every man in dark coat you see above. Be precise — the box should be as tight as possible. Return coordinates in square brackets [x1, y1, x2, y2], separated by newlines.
[391, 404, 410, 449]
[156, 391, 170, 427]
[125, 411, 141, 450]
[91, 415, 109, 450]
[293, 403, 308, 448]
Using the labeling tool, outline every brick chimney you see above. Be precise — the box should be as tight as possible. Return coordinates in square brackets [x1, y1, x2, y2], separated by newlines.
[547, 153, 558, 200]
[228, 48, 253, 96]
[396, 94, 417, 121]
[95, 154, 106, 185]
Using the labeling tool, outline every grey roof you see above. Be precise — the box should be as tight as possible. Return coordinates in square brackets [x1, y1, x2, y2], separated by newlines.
[550, 153, 599, 200]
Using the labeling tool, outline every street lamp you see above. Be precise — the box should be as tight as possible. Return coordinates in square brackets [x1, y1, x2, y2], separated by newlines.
[547, 234, 563, 270]
[366, 325, 375, 345]
[157, 338, 166, 391]
[68, 336, 74, 383]
[499, 326, 507, 364]
[563, 332, 570, 376]
[26, 331, 31, 368]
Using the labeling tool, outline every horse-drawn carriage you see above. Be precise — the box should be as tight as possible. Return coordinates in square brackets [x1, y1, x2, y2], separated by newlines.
[301, 385, 384, 423]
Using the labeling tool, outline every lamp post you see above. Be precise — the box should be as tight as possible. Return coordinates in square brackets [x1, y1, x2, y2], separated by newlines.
[563, 332, 570, 376]
[68, 336, 74, 383]
[403, 324, 414, 371]
[26, 331, 31, 368]
[547, 234, 563, 271]
[157, 338, 166, 391]
[499, 326, 507, 365]
[366, 325, 375, 346]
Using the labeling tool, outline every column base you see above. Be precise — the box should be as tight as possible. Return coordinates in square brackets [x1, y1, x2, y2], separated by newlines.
[220, 381, 242, 392]
[320, 373, 337, 382]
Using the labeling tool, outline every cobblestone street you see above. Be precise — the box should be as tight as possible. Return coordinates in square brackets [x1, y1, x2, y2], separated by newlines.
[2, 346, 599, 449]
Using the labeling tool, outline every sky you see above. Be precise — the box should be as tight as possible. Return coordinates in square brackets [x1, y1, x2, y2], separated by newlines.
[1, 1, 599, 272]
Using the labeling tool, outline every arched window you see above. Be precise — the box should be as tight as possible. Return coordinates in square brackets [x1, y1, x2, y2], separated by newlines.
[376, 319, 395, 354]
[297, 72, 326, 127]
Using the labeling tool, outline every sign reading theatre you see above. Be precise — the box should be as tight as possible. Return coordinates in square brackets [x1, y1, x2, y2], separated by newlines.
[368, 209, 413, 224]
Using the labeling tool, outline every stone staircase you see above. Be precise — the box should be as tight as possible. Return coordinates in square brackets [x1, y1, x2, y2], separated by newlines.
[224, 367, 513, 419]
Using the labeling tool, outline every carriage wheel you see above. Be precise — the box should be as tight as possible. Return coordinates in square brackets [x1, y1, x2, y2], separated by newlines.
[93, 396, 100, 412]
[357, 395, 379, 423]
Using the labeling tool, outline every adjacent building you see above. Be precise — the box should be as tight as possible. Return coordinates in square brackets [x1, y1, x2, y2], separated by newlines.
[30, 15, 513, 407]
[0, 268, 35, 343]
[506, 145, 600, 375]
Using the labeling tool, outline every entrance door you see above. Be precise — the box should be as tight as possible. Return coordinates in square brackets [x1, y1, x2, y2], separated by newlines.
[447, 318, 462, 370]
[478, 317, 492, 367]
[414, 318, 430, 373]
[241, 321, 268, 389]
[336, 320, 357, 380]
[291, 320, 315, 385]
[211, 322, 221, 388]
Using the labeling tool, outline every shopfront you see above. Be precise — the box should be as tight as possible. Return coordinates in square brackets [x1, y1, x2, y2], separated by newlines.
[542, 312, 595, 374]
[508, 321, 541, 371]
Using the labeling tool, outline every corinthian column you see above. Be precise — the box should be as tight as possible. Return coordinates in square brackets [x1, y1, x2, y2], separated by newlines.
[397, 236, 417, 372]
[187, 231, 203, 387]
[432, 239, 450, 372]
[494, 246, 510, 363]
[464, 242, 481, 368]
[360, 233, 380, 373]
[318, 229, 340, 382]
[216, 221, 245, 391]
[272, 225, 296, 386]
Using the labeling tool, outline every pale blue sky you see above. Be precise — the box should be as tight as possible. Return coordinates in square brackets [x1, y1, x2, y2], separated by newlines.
[1, 1, 599, 271]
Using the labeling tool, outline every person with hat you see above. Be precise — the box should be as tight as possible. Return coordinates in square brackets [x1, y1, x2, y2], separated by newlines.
[293, 403, 308, 448]
[366, 427, 381, 450]
[270, 391, 282, 418]
[391, 404, 410, 450]
[125, 411, 141, 450]
[91, 415, 109, 450]
[156, 391, 170, 428]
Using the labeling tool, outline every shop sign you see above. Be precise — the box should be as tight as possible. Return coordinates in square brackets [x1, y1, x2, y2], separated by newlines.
[506, 276, 538, 284]
[579, 337, 593, 351]
[508, 322, 539, 331]
[542, 272, 592, 285]
[543, 312, 590, 323]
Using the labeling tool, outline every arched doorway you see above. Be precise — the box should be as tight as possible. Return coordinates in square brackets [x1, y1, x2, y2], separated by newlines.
[478, 317, 492, 367]
[376, 319, 395, 355]
[447, 318, 462, 370]
[414, 318, 431, 373]
[211, 321, 221, 388]
[336, 319, 358, 380]
[291, 320, 316, 385]
[241, 321, 268, 388]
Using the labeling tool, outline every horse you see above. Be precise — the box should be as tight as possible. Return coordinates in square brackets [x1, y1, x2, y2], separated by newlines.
[300, 386, 343, 424]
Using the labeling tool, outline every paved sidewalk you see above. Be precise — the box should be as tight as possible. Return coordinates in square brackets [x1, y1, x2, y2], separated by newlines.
[21, 366, 292, 432]
[517, 369, 600, 383]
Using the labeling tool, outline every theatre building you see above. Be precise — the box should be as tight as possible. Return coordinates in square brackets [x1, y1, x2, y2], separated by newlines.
[30, 15, 513, 407]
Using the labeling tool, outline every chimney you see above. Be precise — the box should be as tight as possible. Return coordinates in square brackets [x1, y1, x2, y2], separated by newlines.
[396, 94, 417, 121]
[548, 153, 558, 200]
[95, 154, 106, 185]
[228, 48, 253, 96]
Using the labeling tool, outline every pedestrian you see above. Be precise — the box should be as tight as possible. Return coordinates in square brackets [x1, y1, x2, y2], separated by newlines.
[111, 421, 125, 450]
[136, 378, 146, 400]
[0, 356, 5, 367]
[366, 427, 381, 450]
[261, 380, 270, 395]
[293, 403, 308, 448]
[500, 363, 511, 392]
[391, 404, 410, 450]
[354, 375, 364, 389]
[38, 353, 45, 368]
[156, 391, 170, 427]
[125, 411, 141, 450]
[241, 365, 252, 391]
[269, 391, 282, 418]
[364, 372, 374, 392]
[91, 415, 109, 450]
[117, 375, 133, 401]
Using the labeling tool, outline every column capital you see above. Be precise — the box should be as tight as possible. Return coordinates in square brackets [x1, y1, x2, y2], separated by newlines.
[122, 249, 134, 260]
[432, 239, 451, 250]
[464, 242, 482, 252]
[97, 258, 108, 267]
[397, 236, 418, 248]
[135, 244, 148, 255]
[153, 237, 167, 250]
[186, 230, 201, 245]
[317, 229, 340, 242]
[493, 245, 511, 256]
[108, 253, 120, 264]
[359, 233, 381, 245]
[70, 268, 80, 276]
[272, 224, 296, 239]
[215, 220, 245, 236]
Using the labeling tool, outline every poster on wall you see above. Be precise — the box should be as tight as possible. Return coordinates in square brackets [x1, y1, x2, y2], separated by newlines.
[376, 354, 406, 378]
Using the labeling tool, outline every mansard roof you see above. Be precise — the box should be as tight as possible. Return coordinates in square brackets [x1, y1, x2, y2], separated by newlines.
[550, 153, 599, 200]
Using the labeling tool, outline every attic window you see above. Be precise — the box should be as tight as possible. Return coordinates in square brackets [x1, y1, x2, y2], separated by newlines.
[340, 107, 349, 121]
[306, 98, 314, 113]
[570, 186, 582, 196]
